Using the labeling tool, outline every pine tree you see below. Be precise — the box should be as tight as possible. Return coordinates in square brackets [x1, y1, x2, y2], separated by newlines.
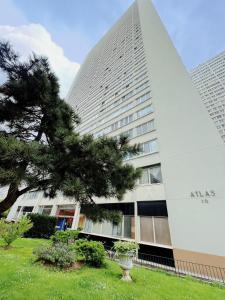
[0, 42, 141, 220]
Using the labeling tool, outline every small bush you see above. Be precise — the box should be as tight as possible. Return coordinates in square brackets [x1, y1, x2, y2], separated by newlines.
[51, 230, 80, 245]
[0, 217, 33, 248]
[33, 243, 75, 268]
[24, 214, 57, 239]
[73, 239, 106, 267]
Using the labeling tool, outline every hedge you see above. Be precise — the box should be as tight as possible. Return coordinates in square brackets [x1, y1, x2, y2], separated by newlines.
[24, 213, 57, 239]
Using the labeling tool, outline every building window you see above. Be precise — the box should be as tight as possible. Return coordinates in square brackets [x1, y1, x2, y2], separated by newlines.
[140, 139, 158, 154]
[124, 139, 159, 161]
[112, 221, 122, 237]
[21, 206, 34, 216]
[136, 91, 150, 104]
[120, 129, 133, 139]
[136, 120, 154, 136]
[39, 205, 52, 216]
[84, 219, 93, 233]
[139, 164, 162, 184]
[140, 216, 171, 246]
[140, 216, 154, 243]
[56, 205, 75, 230]
[154, 217, 171, 245]
[92, 222, 102, 234]
[82, 215, 134, 239]
[136, 105, 154, 118]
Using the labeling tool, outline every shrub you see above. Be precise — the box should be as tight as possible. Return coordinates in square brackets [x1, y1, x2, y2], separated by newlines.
[24, 214, 57, 239]
[33, 243, 75, 268]
[0, 217, 33, 248]
[51, 230, 80, 245]
[113, 241, 139, 256]
[73, 239, 106, 267]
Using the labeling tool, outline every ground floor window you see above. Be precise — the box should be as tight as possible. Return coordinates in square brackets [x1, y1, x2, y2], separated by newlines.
[21, 206, 34, 217]
[81, 215, 135, 239]
[56, 205, 75, 230]
[38, 205, 52, 216]
[140, 216, 171, 246]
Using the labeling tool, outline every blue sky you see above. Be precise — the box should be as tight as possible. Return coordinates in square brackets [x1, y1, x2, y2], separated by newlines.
[0, 0, 225, 96]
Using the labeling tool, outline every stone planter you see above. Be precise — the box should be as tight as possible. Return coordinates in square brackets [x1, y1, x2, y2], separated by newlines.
[118, 252, 135, 281]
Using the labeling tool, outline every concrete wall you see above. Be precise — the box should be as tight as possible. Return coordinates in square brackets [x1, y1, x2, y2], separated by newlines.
[138, 0, 225, 259]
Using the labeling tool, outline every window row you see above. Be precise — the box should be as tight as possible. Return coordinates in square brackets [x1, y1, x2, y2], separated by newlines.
[95, 104, 154, 137]
[81, 215, 171, 246]
[125, 139, 159, 160]
[79, 88, 150, 134]
[117, 120, 155, 140]
[77, 71, 149, 129]
[100, 91, 151, 126]
[82, 215, 135, 239]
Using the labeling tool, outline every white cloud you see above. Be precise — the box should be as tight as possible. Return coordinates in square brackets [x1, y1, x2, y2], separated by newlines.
[0, 23, 80, 97]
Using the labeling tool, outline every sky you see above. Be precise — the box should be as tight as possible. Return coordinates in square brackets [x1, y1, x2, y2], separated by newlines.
[0, 0, 225, 97]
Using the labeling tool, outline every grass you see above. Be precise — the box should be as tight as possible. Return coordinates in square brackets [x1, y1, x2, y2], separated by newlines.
[0, 238, 224, 300]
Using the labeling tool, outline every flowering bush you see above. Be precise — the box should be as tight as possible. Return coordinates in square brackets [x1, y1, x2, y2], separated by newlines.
[33, 243, 75, 268]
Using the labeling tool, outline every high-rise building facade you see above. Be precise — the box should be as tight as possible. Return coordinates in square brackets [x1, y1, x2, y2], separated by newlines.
[7, 0, 225, 269]
[191, 51, 225, 142]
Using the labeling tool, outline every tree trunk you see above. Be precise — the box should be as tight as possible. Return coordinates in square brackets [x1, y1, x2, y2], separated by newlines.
[0, 184, 20, 215]
[0, 161, 30, 215]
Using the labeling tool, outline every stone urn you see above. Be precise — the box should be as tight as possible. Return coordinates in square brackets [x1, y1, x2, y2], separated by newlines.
[118, 251, 135, 281]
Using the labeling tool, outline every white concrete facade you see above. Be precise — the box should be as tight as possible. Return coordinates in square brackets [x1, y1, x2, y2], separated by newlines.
[7, 0, 225, 266]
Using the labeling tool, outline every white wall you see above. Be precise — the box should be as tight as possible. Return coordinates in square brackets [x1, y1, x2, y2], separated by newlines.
[138, 0, 225, 257]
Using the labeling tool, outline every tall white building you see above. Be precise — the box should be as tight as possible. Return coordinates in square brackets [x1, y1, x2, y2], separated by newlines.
[8, 0, 225, 269]
[191, 51, 225, 142]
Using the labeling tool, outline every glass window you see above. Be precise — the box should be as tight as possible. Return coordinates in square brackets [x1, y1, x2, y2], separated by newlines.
[137, 105, 153, 119]
[136, 120, 154, 137]
[84, 219, 93, 233]
[140, 216, 154, 243]
[129, 114, 133, 122]
[139, 165, 162, 184]
[147, 120, 154, 132]
[112, 221, 122, 237]
[154, 217, 171, 245]
[23, 206, 33, 213]
[41, 206, 53, 216]
[143, 141, 150, 153]
[102, 221, 113, 236]
[92, 222, 102, 234]
[150, 166, 162, 184]
[123, 216, 132, 238]
[139, 140, 157, 154]
[142, 123, 148, 133]
[149, 139, 158, 153]
[136, 124, 142, 136]
[21, 206, 34, 217]
[121, 129, 133, 139]
[139, 168, 149, 184]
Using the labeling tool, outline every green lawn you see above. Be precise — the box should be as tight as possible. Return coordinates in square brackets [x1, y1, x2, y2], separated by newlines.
[0, 238, 224, 300]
